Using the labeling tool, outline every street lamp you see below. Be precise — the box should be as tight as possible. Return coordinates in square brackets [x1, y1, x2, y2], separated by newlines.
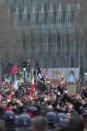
[27, 59, 30, 73]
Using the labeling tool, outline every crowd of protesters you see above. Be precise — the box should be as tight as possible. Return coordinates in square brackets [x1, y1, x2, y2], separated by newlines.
[0, 62, 87, 131]
[0, 79, 86, 131]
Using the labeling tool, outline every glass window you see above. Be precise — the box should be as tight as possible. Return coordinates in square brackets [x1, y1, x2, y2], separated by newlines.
[70, 57, 74, 67]
[22, 32, 26, 50]
[61, 11, 65, 23]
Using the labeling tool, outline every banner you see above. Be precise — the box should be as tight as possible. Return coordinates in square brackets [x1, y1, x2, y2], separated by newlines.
[66, 84, 77, 95]
[41, 68, 80, 82]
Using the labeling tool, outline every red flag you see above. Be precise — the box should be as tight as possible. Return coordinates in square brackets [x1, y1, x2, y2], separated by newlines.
[10, 66, 20, 75]
[30, 81, 36, 96]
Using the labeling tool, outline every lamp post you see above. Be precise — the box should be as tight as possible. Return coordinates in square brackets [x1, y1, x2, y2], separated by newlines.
[23, 67, 26, 84]
[27, 59, 30, 73]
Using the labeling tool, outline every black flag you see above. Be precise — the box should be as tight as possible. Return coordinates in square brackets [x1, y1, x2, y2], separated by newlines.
[34, 62, 46, 92]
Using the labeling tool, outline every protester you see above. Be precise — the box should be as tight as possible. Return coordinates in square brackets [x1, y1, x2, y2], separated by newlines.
[32, 116, 48, 131]
[0, 119, 5, 131]
[0, 62, 87, 131]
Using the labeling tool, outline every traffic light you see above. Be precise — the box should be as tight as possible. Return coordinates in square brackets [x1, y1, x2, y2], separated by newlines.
[85, 69, 87, 76]
[22, 61, 27, 71]
[22, 59, 30, 72]
[22, 62, 27, 68]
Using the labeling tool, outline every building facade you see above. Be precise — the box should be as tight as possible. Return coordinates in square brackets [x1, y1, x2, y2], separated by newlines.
[1, 0, 87, 78]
